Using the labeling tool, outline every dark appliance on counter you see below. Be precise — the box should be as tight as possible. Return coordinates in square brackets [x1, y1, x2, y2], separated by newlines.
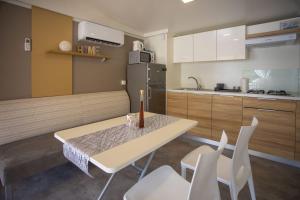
[127, 63, 166, 114]
[247, 90, 265, 94]
[214, 83, 241, 92]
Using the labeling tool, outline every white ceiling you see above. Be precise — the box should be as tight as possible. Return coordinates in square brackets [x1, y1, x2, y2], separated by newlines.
[17, 0, 300, 36]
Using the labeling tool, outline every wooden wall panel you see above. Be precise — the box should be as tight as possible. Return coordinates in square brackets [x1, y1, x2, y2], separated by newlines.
[32, 6, 72, 97]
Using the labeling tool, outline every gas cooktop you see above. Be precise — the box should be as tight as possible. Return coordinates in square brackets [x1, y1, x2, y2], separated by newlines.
[247, 90, 291, 96]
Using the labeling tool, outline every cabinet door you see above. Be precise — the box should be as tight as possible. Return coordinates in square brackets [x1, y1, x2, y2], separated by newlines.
[188, 93, 212, 138]
[194, 31, 217, 62]
[243, 108, 295, 160]
[217, 25, 246, 60]
[173, 35, 193, 63]
[296, 102, 300, 160]
[212, 95, 242, 144]
[167, 92, 187, 118]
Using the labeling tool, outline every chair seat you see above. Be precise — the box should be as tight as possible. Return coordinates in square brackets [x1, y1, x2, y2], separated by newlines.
[181, 145, 232, 184]
[181, 145, 215, 170]
[124, 165, 190, 200]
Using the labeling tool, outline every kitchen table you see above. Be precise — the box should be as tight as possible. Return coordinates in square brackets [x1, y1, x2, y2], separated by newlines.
[55, 112, 197, 200]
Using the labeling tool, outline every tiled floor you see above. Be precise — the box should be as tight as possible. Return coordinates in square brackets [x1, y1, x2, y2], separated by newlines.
[1, 138, 300, 200]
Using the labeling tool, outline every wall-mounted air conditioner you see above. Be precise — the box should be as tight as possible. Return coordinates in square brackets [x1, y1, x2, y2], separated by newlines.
[78, 21, 124, 47]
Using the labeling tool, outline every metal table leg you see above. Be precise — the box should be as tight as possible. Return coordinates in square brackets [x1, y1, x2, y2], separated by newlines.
[139, 151, 155, 180]
[96, 151, 155, 199]
[97, 173, 115, 200]
[131, 162, 143, 174]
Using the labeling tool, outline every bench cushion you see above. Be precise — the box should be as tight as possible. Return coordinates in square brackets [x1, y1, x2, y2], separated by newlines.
[0, 90, 130, 186]
[0, 90, 130, 146]
[0, 133, 67, 186]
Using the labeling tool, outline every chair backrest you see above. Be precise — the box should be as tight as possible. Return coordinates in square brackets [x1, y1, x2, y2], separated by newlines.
[188, 131, 228, 200]
[231, 117, 258, 193]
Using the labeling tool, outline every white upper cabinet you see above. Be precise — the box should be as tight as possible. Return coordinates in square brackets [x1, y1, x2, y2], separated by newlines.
[217, 25, 246, 60]
[193, 30, 217, 61]
[173, 34, 194, 63]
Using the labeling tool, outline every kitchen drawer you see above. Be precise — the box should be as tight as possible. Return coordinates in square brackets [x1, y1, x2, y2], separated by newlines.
[167, 92, 188, 119]
[212, 95, 242, 144]
[243, 107, 295, 159]
[188, 93, 212, 139]
[213, 95, 242, 105]
[243, 97, 296, 112]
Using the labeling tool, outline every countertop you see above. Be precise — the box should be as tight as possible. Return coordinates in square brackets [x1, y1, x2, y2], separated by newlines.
[167, 89, 300, 101]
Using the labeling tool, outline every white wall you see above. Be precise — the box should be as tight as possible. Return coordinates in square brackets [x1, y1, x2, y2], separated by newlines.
[166, 33, 181, 89]
[180, 42, 300, 91]
[144, 33, 167, 64]
[144, 33, 181, 89]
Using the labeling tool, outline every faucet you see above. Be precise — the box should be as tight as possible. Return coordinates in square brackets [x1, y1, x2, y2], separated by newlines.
[188, 76, 201, 90]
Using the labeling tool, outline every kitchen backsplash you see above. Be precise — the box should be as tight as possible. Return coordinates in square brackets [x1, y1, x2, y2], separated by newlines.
[243, 68, 299, 94]
[179, 42, 300, 94]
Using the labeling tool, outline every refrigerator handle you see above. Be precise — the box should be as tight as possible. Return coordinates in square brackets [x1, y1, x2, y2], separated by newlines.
[147, 67, 151, 81]
[148, 86, 152, 99]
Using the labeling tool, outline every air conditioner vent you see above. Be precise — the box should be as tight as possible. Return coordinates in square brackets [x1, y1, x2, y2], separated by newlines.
[78, 21, 124, 47]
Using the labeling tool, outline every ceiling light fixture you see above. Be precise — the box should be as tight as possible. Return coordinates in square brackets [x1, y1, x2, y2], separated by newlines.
[182, 0, 195, 4]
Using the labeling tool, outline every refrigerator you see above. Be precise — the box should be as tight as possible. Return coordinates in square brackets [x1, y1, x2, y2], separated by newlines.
[127, 63, 166, 114]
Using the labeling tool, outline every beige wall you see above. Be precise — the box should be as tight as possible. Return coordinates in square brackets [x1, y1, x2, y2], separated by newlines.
[144, 34, 167, 64]
[0, 3, 140, 100]
[166, 33, 181, 89]
[0, 2, 31, 100]
[72, 22, 139, 94]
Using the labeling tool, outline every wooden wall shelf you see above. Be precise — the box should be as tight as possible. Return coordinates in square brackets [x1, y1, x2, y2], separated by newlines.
[246, 28, 300, 39]
[48, 50, 110, 61]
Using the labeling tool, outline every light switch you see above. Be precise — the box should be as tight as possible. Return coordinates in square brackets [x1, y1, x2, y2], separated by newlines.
[24, 37, 31, 52]
[121, 80, 126, 86]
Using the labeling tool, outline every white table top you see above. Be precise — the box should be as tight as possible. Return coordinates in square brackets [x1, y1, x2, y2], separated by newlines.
[55, 112, 197, 173]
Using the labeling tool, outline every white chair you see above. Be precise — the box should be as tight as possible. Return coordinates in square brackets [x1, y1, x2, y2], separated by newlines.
[123, 131, 228, 200]
[181, 117, 258, 200]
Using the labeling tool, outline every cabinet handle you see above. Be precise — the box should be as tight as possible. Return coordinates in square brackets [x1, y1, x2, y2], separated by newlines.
[215, 95, 235, 98]
[257, 108, 275, 112]
[225, 96, 235, 98]
[257, 98, 277, 101]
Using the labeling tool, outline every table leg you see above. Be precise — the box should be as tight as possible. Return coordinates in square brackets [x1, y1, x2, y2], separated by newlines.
[139, 151, 155, 180]
[131, 162, 143, 174]
[97, 173, 115, 200]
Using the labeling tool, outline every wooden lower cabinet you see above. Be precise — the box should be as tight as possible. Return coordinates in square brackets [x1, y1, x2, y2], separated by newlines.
[243, 108, 295, 160]
[212, 95, 242, 144]
[296, 102, 300, 160]
[187, 93, 212, 138]
[167, 92, 187, 118]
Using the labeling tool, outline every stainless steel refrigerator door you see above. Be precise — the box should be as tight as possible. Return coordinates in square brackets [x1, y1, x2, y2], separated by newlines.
[127, 64, 147, 113]
[147, 64, 166, 114]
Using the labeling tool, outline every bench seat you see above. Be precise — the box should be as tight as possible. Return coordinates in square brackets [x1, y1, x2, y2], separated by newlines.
[0, 90, 130, 199]
[0, 133, 67, 186]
